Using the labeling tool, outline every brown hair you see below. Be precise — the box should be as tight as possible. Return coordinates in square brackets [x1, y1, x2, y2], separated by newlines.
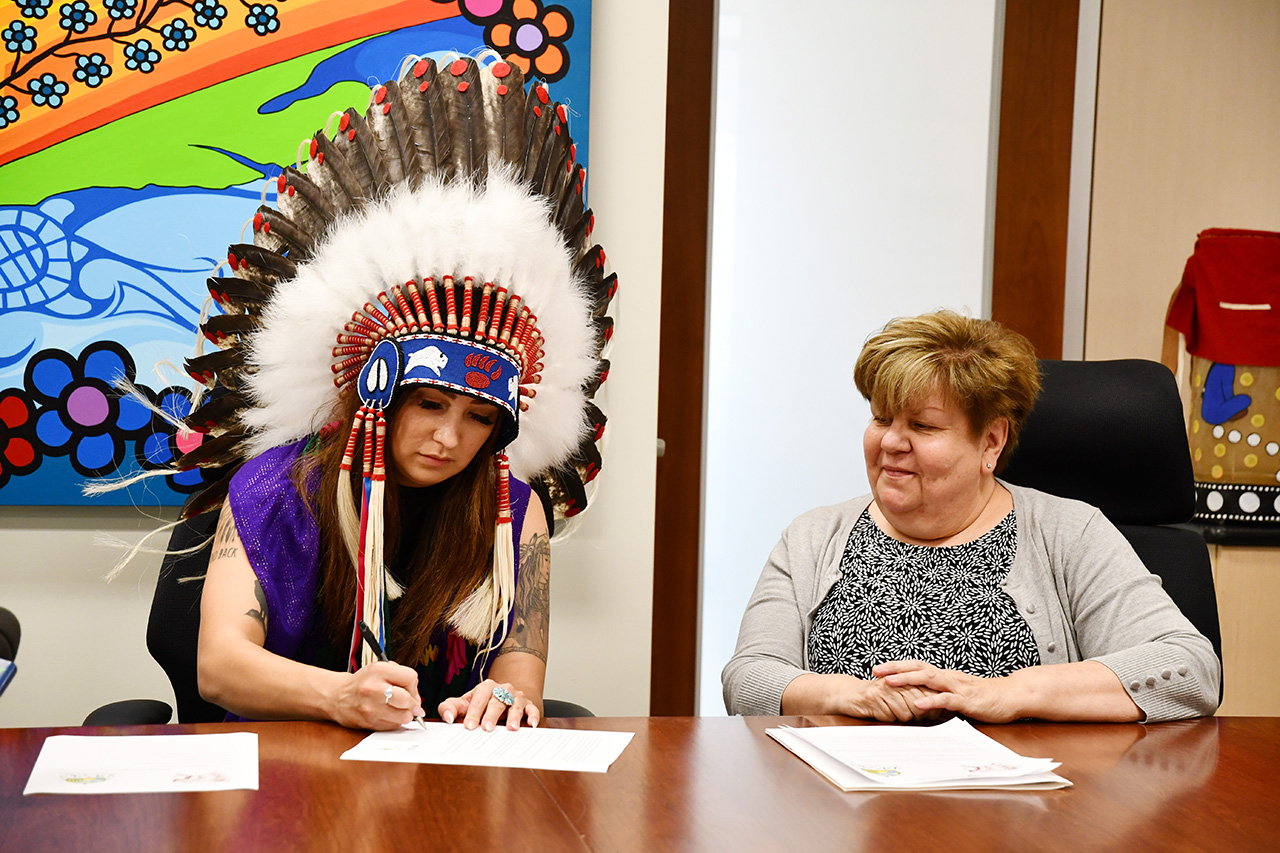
[296, 389, 498, 666]
[853, 310, 1041, 472]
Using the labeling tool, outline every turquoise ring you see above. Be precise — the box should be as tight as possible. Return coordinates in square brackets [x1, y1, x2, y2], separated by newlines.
[492, 685, 515, 706]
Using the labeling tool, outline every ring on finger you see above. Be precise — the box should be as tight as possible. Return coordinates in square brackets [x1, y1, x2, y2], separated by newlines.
[384, 686, 394, 705]
[492, 685, 515, 706]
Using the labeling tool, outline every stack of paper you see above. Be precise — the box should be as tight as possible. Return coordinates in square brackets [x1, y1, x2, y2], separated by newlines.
[341, 722, 633, 773]
[24, 733, 259, 795]
[767, 718, 1070, 791]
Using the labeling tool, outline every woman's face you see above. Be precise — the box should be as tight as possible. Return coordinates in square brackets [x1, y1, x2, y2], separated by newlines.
[863, 390, 1006, 536]
[388, 386, 499, 488]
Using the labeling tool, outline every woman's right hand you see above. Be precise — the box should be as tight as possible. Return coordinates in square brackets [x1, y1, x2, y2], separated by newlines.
[781, 672, 944, 722]
[200, 503, 422, 730]
[329, 661, 425, 731]
[851, 677, 946, 723]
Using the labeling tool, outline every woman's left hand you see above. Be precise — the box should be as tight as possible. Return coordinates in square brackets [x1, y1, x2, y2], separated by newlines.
[872, 660, 1021, 723]
[438, 678, 541, 731]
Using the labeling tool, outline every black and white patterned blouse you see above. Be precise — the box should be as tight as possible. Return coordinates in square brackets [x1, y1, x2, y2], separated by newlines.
[807, 509, 1040, 680]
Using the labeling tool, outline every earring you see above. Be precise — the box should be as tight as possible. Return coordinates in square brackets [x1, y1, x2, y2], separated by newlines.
[986, 463, 993, 469]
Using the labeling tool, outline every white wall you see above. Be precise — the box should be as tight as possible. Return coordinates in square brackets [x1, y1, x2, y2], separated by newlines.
[699, 1, 1000, 714]
[542, 0, 666, 717]
[0, 509, 176, 727]
[0, 0, 667, 728]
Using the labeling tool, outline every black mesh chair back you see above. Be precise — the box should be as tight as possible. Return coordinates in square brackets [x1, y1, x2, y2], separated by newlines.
[147, 510, 228, 723]
[1001, 359, 1222, 667]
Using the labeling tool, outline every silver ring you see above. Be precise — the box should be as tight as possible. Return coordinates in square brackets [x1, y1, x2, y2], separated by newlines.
[384, 686, 395, 704]
[492, 685, 515, 706]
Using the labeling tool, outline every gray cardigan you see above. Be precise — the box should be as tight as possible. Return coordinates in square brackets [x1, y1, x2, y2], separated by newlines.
[721, 483, 1221, 722]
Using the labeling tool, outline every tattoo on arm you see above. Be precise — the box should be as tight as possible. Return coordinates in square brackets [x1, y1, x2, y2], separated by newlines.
[212, 509, 241, 562]
[246, 579, 268, 638]
[502, 532, 549, 662]
[215, 508, 265, 637]
[495, 646, 546, 662]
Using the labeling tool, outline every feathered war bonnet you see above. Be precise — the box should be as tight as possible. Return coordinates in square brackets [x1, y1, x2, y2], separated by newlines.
[181, 53, 616, 671]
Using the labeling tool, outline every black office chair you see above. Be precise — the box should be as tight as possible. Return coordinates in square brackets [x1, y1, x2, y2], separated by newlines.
[84, 510, 220, 725]
[0, 606, 19, 698]
[86, 506, 592, 724]
[1000, 359, 1223, 686]
[0, 606, 19, 662]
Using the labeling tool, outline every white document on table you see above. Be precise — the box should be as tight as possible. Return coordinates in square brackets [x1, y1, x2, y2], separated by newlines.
[768, 718, 1071, 791]
[23, 732, 259, 795]
[341, 723, 633, 773]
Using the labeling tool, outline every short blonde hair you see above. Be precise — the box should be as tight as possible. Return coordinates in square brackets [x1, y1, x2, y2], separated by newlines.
[853, 310, 1041, 472]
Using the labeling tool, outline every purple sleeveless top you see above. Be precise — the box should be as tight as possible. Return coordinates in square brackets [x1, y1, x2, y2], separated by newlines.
[227, 440, 532, 699]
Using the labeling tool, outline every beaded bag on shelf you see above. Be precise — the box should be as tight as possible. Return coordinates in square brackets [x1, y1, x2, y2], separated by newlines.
[1165, 228, 1280, 526]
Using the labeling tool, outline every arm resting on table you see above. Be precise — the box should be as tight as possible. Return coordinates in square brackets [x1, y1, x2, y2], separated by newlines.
[197, 503, 423, 730]
[876, 659, 1142, 722]
[439, 491, 550, 730]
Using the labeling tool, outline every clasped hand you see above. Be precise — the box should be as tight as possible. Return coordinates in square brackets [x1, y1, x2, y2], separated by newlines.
[846, 673, 944, 723]
[872, 660, 1020, 723]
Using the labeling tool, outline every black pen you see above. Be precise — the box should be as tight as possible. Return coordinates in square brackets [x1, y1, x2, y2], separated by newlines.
[358, 620, 427, 728]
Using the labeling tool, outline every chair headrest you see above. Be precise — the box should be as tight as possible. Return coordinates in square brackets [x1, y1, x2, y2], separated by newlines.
[1001, 359, 1195, 525]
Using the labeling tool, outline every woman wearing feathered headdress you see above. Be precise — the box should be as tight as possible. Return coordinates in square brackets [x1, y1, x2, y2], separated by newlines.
[179, 54, 613, 731]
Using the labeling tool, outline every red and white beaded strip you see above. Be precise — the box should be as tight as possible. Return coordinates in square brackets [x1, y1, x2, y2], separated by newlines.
[329, 279, 546, 406]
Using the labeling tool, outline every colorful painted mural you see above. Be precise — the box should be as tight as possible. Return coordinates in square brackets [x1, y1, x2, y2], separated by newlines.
[0, 0, 593, 506]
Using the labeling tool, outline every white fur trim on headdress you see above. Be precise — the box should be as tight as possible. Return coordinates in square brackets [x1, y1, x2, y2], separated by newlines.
[242, 167, 595, 480]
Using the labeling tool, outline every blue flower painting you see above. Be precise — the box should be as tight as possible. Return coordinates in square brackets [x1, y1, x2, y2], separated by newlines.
[0, 0, 593, 507]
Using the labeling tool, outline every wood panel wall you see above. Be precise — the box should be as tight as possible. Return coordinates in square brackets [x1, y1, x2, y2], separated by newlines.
[989, 0, 1080, 358]
[1086, 0, 1280, 362]
[650, 0, 714, 716]
[1086, 1, 1280, 716]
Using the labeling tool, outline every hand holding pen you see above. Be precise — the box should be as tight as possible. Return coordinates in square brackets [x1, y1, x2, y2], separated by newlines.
[358, 620, 428, 729]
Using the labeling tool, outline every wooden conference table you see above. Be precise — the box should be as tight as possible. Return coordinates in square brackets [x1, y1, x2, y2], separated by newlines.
[2, 715, 1276, 851]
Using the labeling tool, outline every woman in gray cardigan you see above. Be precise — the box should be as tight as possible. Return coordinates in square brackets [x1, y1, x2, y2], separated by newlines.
[722, 311, 1219, 724]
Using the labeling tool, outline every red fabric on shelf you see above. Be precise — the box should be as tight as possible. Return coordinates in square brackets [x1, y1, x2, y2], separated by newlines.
[1166, 228, 1280, 366]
